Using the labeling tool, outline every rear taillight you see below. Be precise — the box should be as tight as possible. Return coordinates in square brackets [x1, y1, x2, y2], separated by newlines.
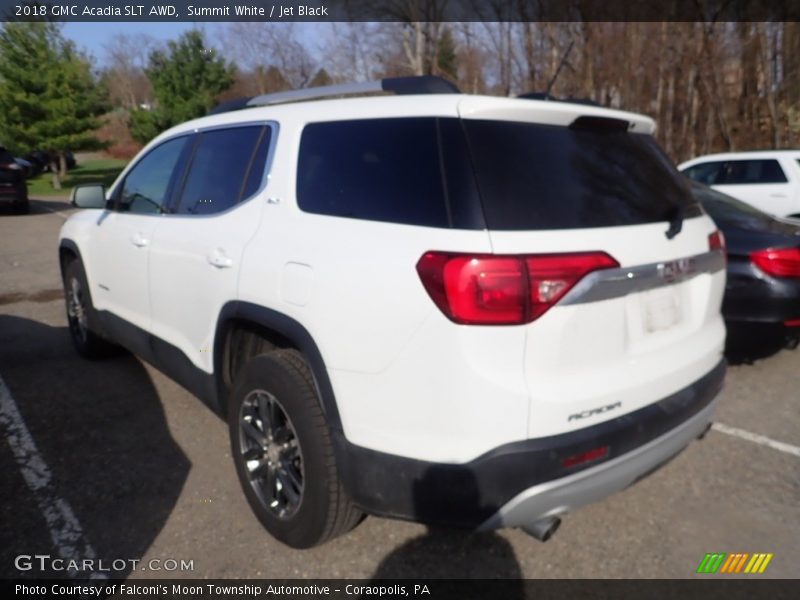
[708, 230, 726, 251]
[416, 251, 619, 325]
[750, 247, 800, 278]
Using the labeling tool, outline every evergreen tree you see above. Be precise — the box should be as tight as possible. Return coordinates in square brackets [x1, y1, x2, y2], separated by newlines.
[130, 31, 235, 144]
[0, 22, 106, 188]
[436, 28, 458, 82]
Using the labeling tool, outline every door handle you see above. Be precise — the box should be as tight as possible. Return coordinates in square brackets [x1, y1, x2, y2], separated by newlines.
[130, 232, 149, 247]
[207, 249, 233, 269]
[770, 193, 787, 198]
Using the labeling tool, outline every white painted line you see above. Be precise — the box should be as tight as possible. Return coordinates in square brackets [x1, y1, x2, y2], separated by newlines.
[712, 422, 800, 459]
[0, 374, 105, 579]
[37, 205, 69, 220]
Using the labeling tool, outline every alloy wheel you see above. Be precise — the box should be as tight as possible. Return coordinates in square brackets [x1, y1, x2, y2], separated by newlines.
[238, 389, 304, 519]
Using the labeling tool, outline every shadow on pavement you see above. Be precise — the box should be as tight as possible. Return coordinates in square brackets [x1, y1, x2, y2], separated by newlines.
[0, 315, 190, 579]
[366, 468, 524, 595]
[0, 197, 72, 217]
[725, 322, 799, 365]
[28, 197, 74, 214]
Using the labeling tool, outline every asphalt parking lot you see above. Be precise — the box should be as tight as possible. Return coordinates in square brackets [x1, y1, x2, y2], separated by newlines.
[1, 197, 798, 580]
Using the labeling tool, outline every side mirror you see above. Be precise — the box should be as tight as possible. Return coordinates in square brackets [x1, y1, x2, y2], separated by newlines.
[71, 184, 106, 209]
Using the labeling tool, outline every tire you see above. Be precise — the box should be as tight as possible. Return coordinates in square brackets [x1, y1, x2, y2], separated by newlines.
[228, 350, 363, 548]
[63, 260, 119, 359]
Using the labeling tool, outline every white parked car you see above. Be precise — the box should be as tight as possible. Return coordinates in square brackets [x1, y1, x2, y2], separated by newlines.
[59, 76, 726, 548]
[679, 150, 800, 218]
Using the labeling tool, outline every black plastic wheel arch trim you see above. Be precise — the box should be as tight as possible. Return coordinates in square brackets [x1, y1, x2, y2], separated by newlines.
[214, 301, 344, 434]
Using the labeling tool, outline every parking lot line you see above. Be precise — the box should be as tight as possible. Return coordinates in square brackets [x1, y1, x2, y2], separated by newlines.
[712, 422, 800, 459]
[36, 205, 69, 220]
[0, 374, 103, 578]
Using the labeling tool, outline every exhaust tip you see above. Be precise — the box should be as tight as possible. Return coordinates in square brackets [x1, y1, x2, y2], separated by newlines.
[521, 516, 561, 542]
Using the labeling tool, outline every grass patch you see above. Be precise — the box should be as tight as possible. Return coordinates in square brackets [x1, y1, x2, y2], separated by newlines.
[26, 158, 128, 197]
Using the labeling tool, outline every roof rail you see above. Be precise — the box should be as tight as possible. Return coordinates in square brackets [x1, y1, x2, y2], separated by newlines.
[208, 75, 460, 115]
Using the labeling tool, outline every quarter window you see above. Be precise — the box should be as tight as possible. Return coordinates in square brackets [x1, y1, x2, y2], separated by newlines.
[175, 126, 270, 215]
[297, 118, 452, 228]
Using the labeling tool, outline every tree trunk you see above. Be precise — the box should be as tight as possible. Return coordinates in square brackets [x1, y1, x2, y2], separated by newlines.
[655, 23, 667, 124]
[757, 23, 781, 148]
[581, 22, 595, 100]
[59, 153, 67, 180]
[522, 23, 536, 91]
[700, 23, 734, 151]
[402, 22, 425, 76]
[50, 154, 61, 190]
[664, 68, 676, 157]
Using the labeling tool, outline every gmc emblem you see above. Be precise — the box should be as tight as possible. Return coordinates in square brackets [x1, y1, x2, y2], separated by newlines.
[658, 258, 694, 283]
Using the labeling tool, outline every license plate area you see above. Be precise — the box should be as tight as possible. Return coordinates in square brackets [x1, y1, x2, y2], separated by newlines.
[641, 287, 682, 333]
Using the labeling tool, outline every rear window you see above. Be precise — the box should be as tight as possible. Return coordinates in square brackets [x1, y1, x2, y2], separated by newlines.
[463, 120, 695, 230]
[0, 167, 22, 184]
[719, 159, 787, 184]
[297, 116, 695, 231]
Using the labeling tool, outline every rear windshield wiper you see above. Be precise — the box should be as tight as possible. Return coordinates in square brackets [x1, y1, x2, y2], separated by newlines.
[664, 205, 685, 240]
[664, 203, 704, 239]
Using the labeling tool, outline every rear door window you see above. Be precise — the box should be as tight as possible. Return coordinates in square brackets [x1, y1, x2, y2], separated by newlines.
[463, 120, 695, 230]
[175, 125, 271, 215]
[718, 159, 787, 184]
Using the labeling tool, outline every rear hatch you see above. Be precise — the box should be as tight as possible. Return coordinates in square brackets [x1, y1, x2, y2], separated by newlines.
[0, 166, 23, 195]
[458, 97, 726, 439]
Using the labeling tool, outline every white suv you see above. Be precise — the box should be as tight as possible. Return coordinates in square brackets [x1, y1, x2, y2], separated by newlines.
[679, 150, 800, 217]
[59, 76, 727, 548]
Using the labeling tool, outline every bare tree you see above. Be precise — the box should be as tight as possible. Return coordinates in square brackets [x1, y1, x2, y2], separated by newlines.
[222, 23, 316, 92]
[453, 22, 488, 93]
[327, 23, 384, 81]
[103, 33, 155, 109]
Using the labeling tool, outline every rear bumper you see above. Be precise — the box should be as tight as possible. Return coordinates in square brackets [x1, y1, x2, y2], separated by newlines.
[335, 359, 725, 528]
[724, 262, 800, 325]
[478, 393, 717, 530]
[0, 184, 27, 203]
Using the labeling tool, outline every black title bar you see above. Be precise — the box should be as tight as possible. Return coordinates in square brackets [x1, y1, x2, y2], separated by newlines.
[4, 579, 800, 600]
[2, 0, 800, 22]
